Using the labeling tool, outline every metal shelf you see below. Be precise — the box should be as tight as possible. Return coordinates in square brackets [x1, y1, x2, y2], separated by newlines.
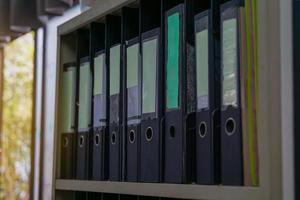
[55, 179, 265, 200]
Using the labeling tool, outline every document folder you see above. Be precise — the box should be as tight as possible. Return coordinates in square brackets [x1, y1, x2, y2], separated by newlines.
[106, 15, 123, 181]
[220, 0, 243, 186]
[140, 28, 163, 182]
[140, 0, 163, 183]
[76, 56, 92, 180]
[239, 0, 259, 186]
[163, 1, 196, 183]
[60, 62, 77, 179]
[76, 29, 92, 180]
[91, 23, 108, 180]
[194, 0, 221, 184]
[122, 7, 140, 182]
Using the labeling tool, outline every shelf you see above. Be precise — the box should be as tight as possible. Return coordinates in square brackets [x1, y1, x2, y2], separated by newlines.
[55, 179, 265, 200]
[58, 0, 136, 35]
[52, 0, 289, 199]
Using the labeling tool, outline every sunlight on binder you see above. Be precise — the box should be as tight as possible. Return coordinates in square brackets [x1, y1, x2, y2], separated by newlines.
[61, 67, 76, 133]
[142, 38, 158, 114]
[127, 43, 140, 118]
[222, 18, 238, 107]
[196, 29, 209, 109]
[94, 54, 105, 96]
[78, 62, 92, 130]
[110, 45, 121, 96]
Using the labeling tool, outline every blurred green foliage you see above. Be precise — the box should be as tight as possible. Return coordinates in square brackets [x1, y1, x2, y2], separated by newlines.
[0, 32, 34, 200]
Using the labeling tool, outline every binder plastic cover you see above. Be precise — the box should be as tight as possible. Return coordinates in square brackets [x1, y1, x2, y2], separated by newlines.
[194, 8, 221, 184]
[140, 28, 163, 182]
[164, 3, 196, 183]
[125, 38, 141, 182]
[76, 57, 92, 180]
[106, 15, 122, 181]
[220, 1, 243, 186]
[60, 62, 77, 179]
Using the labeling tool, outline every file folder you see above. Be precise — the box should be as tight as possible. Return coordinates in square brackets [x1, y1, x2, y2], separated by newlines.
[76, 56, 92, 180]
[239, 0, 259, 186]
[140, 29, 163, 182]
[163, 1, 197, 183]
[220, 0, 243, 186]
[140, 0, 163, 183]
[194, 1, 221, 184]
[106, 15, 123, 181]
[76, 29, 92, 180]
[91, 23, 108, 180]
[60, 62, 77, 179]
[122, 7, 140, 182]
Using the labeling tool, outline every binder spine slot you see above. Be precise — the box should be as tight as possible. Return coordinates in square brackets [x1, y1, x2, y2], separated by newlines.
[225, 117, 236, 136]
[169, 125, 176, 138]
[94, 133, 100, 146]
[145, 127, 153, 142]
[111, 132, 117, 145]
[79, 135, 85, 147]
[198, 121, 208, 138]
[129, 130, 136, 144]
[63, 136, 69, 148]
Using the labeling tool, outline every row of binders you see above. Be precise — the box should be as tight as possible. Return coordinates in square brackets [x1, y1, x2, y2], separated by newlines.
[59, 0, 259, 186]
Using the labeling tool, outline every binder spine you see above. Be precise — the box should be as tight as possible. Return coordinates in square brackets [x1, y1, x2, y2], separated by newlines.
[106, 15, 122, 181]
[91, 23, 108, 181]
[76, 57, 92, 180]
[164, 2, 196, 184]
[140, 28, 163, 183]
[60, 62, 77, 179]
[122, 7, 141, 182]
[75, 28, 92, 180]
[164, 4, 184, 183]
[194, 4, 221, 184]
[220, 0, 243, 186]
[124, 39, 141, 181]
